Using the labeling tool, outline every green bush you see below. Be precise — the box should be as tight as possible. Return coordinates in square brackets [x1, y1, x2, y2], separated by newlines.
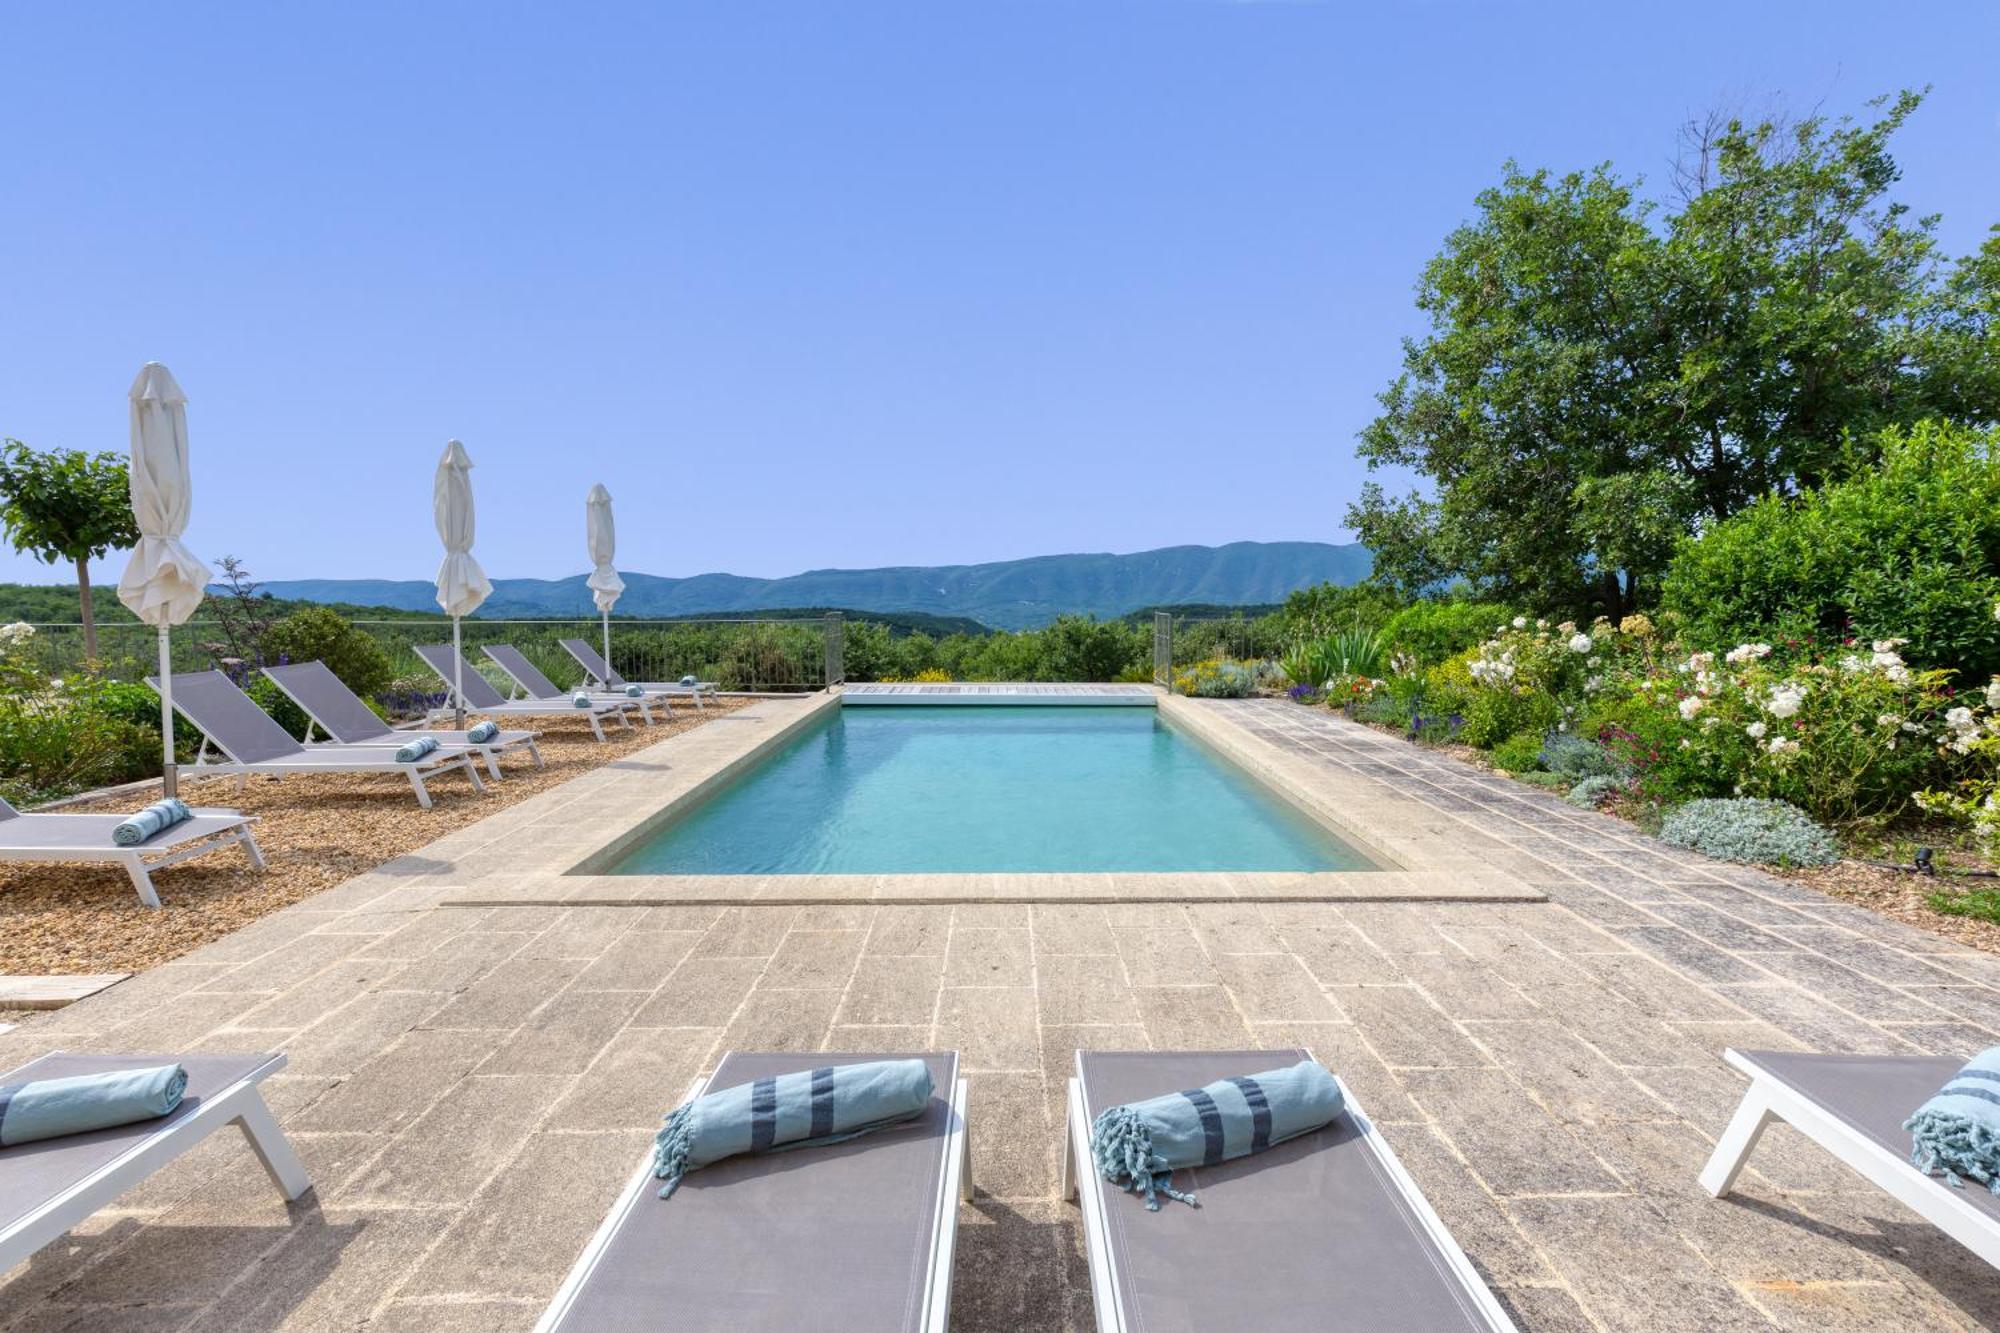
[1539, 732, 1623, 782]
[1659, 797, 1838, 867]
[0, 689, 157, 804]
[1459, 686, 1556, 749]
[1490, 732, 1545, 772]
[1662, 421, 2000, 678]
[1567, 775, 1623, 808]
[260, 606, 395, 700]
[1380, 601, 1515, 668]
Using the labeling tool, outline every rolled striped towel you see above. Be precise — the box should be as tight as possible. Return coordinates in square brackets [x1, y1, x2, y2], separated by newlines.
[394, 735, 440, 763]
[1906, 1047, 2000, 1192]
[572, 691, 594, 709]
[652, 1058, 934, 1199]
[0, 1063, 187, 1145]
[1092, 1059, 1344, 1209]
[465, 719, 500, 744]
[679, 674, 698, 687]
[624, 683, 645, 697]
[112, 798, 192, 847]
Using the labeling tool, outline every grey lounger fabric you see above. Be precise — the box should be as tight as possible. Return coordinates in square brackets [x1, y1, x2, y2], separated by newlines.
[0, 795, 262, 908]
[1075, 1050, 1506, 1332]
[558, 638, 718, 697]
[414, 644, 631, 721]
[261, 661, 540, 778]
[0, 1052, 284, 1236]
[151, 671, 477, 771]
[0, 797, 251, 853]
[545, 1051, 959, 1333]
[1734, 1050, 2000, 1224]
[482, 644, 662, 719]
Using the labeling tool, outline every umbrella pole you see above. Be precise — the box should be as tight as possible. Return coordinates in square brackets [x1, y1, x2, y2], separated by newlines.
[452, 616, 466, 731]
[157, 625, 178, 799]
[602, 611, 611, 688]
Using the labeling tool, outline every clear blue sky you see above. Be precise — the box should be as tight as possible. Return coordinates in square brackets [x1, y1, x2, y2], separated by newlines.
[2, 1, 1994, 587]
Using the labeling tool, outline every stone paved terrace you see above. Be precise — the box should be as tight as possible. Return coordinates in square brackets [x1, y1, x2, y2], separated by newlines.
[5, 696, 2000, 1329]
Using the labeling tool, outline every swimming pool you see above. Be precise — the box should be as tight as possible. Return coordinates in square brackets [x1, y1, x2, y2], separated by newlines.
[606, 705, 1378, 875]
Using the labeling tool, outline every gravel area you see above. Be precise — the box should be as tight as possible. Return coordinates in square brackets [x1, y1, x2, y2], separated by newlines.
[0, 699, 749, 975]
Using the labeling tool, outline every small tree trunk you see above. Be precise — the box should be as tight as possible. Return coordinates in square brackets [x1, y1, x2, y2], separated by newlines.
[75, 556, 97, 661]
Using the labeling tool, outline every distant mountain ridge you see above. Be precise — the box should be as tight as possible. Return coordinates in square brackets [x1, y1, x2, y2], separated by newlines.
[252, 541, 1371, 630]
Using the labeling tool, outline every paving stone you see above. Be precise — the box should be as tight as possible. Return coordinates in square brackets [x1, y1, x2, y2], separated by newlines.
[865, 906, 952, 956]
[937, 987, 1041, 1070]
[1034, 955, 1142, 1025]
[689, 906, 796, 958]
[718, 987, 840, 1053]
[1028, 905, 1116, 956]
[339, 1073, 563, 1206]
[1334, 985, 1490, 1068]
[426, 957, 587, 1029]
[758, 929, 865, 989]
[546, 1026, 719, 1130]
[1284, 924, 1403, 984]
[1208, 952, 1342, 1021]
[475, 989, 646, 1076]
[1507, 1195, 1772, 1332]
[1464, 1020, 1668, 1125]
[1130, 985, 1254, 1049]
[964, 1070, 1057, 1199]
[568, 929, 700, 990]
[837, 955, 945, 1026]
[944, 928, 1035, 987]
[290, 1027, 505, 1135]
[401, 1130, 642, 1300]
[629, 956, 764, 1027]
[1403, 1068, 1623, 1197]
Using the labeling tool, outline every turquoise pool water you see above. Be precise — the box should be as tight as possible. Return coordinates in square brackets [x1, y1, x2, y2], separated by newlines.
[607, 706, 1376, 875]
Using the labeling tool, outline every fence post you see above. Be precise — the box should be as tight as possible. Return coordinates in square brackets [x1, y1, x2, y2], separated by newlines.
[824, 612, 844, 688]
[1153, 612, 1172, 688]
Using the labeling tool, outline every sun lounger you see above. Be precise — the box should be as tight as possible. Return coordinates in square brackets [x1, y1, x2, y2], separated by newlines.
[1701, 1047, 2000, 1267]
[149, 670, 485, 809]
[1064, 1049, 1517, 1332]
[482, 643, 664, 723]
[412, 644, 636, 743]
[0, 795, 263, 908]
[0, 1051, 311, 1271]
[559, 638, 719, 708]
[261, 660, 542, 783]
[538, 1050, 968, 1333]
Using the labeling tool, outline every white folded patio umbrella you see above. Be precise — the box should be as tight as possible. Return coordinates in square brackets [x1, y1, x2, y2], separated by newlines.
[585, 483, 624, 679]
[433, 440, 492, 729]
[116, 362, 212, 799]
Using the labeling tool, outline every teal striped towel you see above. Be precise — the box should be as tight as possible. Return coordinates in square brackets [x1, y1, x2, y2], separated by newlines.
[572, 691, 593, 709]
[394, 735, 439, 763]
[679, 674, 698, 687]
[652, 1058, 934, 1198]
[112, 798, 192, 847]
[0, 1063, 187, 1145]
[465, 720, 500, 744]
[1092, 1060, 1345, 1209]
[623, 683, 645, 697]
[1906, 1047, 2000, 1192]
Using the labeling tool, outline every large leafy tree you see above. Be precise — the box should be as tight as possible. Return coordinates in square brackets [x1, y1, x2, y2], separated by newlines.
[0, 440, 141, 660]
[1350, 90, 2000, 620]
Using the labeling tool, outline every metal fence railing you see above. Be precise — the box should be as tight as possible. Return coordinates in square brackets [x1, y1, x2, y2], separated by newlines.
[12, 617, 829, 703]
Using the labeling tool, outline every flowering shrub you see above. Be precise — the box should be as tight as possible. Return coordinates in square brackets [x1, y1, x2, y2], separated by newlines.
[0, 626, 160, 803]
[1172, 659, 1256, 698]
[1567, 775, 1624, 809]
[882, 667, 953, 683]
[1586, 637, 1960, 824]
[1539, 732, 1623, 782]
[1659, 798, 1838, 866]
[1916, 673, 2000, 851]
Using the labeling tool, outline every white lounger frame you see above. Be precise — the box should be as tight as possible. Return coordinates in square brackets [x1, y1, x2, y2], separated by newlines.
[481, 648, 661, 726]
[0, 817, 264, 909]
[1700, 1047, 2000, 1268]
[295, 719, 543, 784]
[186, 734, 484, 809]
[0, 1051, 312, 1271]
[536, 1071, 971, 1333]
[1062, 1055, 1519, 1333]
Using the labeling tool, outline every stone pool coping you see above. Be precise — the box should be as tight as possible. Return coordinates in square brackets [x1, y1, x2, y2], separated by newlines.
[429, 688, 1544, 908]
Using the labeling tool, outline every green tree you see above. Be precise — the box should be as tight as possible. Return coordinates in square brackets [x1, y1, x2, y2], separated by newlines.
[0, 440, 140, 660]
[1351, 90, 1999, 620]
